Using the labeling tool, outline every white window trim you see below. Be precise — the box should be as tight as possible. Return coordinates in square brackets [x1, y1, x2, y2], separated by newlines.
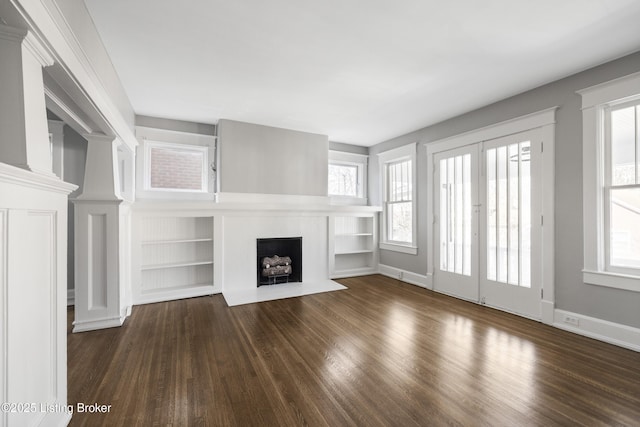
[328, 150, 368, 205]
[578, 71, 640, 293]
[378, 142, 417, 254]
[135, 126, 216, 201]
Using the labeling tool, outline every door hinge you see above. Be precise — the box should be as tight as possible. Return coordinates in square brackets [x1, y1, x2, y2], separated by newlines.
[540, 215, 544, 226]
[541, 289, 544, 299]
[541, 141, 544, 153]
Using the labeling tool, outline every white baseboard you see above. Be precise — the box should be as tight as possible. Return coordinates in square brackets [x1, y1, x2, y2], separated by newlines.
[541, 300, 554, 325]
[378, 264, 431, 289]
[72, 314, 126, 333]
[67, 288, 74, 306]
[554, 309, 640, 352]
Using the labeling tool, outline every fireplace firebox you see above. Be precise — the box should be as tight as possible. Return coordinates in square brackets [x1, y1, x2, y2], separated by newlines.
[256, 237, 302, 286]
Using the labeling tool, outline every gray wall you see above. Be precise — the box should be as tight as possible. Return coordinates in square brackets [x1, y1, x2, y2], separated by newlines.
[55, 0, 135, 130]
[136, 115, 216, 136]
[63, 126, 87, 293]
[330, 141, 369, 155]
[218, 119, 329, 196]
[369, 50, 640, 329]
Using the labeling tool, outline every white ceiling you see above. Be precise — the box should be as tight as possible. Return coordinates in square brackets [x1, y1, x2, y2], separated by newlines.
[85, 0, 640, 146]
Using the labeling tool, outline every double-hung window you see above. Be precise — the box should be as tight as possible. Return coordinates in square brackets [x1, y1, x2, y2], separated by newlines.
[606, 102, 640, 272]
[378, 143, 417, 254]
[579, 71, 640, 291]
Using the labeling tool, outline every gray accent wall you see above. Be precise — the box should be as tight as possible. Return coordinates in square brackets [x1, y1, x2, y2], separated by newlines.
[369, 51, 640, 329]
[218, 119, 329, 196]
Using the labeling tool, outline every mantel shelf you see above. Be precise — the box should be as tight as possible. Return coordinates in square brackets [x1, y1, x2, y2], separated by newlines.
[335, 233, 373, 237]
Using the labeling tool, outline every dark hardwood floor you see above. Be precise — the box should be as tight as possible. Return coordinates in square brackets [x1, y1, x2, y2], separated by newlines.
[67, 275, 640, 426]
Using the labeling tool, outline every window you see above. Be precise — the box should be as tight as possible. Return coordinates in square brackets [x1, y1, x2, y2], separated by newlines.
[329, 163, 359, 197]
[378, 143, 417, 254]
[144, 141, 208, 192]
[328, 150, 368, 204]
[606, 102, 640, 272]
[579, 71, 640, 292]
[135, 126, 216, 200]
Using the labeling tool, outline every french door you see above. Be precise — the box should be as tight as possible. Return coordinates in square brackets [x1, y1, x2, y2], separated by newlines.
[434, 129, 542, 319]
[433, 144, 480, 302]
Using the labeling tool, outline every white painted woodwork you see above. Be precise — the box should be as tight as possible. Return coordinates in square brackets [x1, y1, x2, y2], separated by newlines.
[47, 120, 65, 179]
[0, 163, 76, 427]
[73, 135, 131, 332]
[0, 24, 55, 176]
[131, 202, 381, 305]
[133, 215, 215, 304]
[330, 214, 378, 278]
[78, 134, 122, 201]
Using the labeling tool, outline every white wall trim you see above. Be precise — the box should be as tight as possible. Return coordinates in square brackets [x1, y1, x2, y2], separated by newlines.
[583, 270, 640, 292]
[554, 309, 640, 352]
[216, 192, 331, 206]
[0, 162, 77, 194]
[579, 72, 640, 292]
[424, 107, 558, 154]
[72, 315, 126, 333]
[378, 264, 431, 289]
[44, 84, 93, 135]
[577, 70, 640, 108]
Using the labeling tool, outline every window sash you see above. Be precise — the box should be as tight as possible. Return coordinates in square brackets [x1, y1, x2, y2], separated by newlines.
[604, 102, 640, 275]
[144, 141, 209, 193]
[387, 159, 412, 203]
[328, 162, 360, 197]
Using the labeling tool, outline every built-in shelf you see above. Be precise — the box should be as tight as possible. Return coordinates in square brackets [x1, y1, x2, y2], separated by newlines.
[142, 238, 213, 245]
[330, 214, 377, 278]
[335, 249, 374, 255]
[135, 215, 215, 304]
[141, 260, 214, 271]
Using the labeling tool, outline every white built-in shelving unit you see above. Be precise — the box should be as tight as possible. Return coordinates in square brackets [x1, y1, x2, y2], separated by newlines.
[135, 215, 215, 304]
[330, 214, 378, 278]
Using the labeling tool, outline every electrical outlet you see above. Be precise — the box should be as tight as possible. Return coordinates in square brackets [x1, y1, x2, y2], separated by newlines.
[564, 315, 580, 327]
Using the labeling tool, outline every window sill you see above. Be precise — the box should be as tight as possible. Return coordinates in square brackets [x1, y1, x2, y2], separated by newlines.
[583, 269, 640, 293]
[380, 242, 417, 255]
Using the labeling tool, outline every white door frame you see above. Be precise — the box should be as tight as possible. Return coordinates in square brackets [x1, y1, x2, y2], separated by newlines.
[425, 107, 557, 324]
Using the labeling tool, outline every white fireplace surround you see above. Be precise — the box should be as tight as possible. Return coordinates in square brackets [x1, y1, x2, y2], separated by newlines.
[131, 196, 380, 306]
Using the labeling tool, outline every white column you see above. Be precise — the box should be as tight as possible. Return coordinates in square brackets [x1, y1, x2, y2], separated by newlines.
[0, 24, 55, 175]
[0, 24, 75, 427]
[73, 134, 131, 332]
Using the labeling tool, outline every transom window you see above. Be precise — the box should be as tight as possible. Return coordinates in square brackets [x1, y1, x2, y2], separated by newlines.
[328, 163, 359, 197]
[144, 141, 208, 193]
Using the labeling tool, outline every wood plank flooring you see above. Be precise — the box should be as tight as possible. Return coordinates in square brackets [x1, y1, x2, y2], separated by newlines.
[67, 275, 640, 426]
